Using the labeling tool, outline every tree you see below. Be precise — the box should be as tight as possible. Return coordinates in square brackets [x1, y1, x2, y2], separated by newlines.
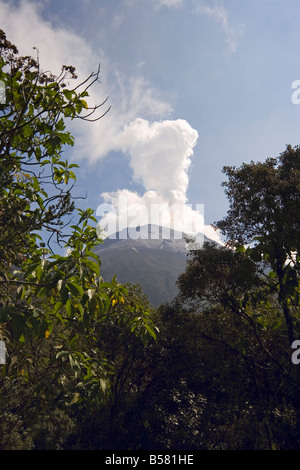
[0, 28, 111, 268]
[216, 145, 300, 344]
[174, 146, 300, 449]
[0, 29, 158, 449]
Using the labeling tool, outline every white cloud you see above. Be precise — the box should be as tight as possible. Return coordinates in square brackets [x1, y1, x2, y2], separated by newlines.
[0, 0, 95, 77]
[0, 0, 222, 243]
[194, 1, 244, 53]
[98, 118, 223, 243]
[115, 118, 198, 204]
[99, 187, 204, 235]
[155, 0, 244, 53]
[98, 187, 222, 244]
[156, 0, 184, 9]
[71, 73, 172, 162]
[0, 0, 172, 162]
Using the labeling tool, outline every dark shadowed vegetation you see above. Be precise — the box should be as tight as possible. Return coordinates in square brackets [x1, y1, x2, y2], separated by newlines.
[0, 30, 300, 450]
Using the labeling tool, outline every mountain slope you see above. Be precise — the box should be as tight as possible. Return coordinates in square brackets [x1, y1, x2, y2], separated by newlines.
[95, 225, 210, 306]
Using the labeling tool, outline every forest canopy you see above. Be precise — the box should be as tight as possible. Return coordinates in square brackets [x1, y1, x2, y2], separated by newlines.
[0, 29, 300, 451]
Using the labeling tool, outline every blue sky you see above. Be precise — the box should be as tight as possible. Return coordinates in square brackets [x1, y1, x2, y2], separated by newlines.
[1, 0, 300, 243]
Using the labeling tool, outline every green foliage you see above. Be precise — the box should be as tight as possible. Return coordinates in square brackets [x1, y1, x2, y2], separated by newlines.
[1, 27, 300, 450]
[0, 29, 158, 449]
[171, 146, 300, 449]
[0, 29, 109, 269]
[216, 146, 300, 344]
[64, 145, 298, 450]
